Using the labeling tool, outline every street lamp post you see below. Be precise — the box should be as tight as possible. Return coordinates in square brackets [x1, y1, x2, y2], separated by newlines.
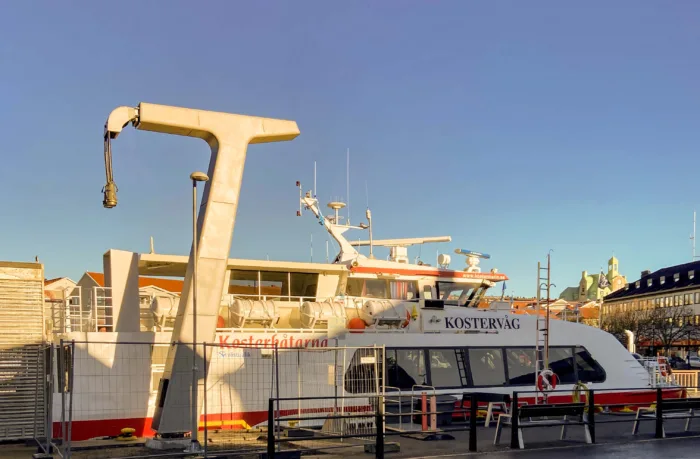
[188, 171, 209, 453]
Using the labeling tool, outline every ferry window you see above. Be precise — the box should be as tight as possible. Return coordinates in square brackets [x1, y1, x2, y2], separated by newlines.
[346, 278, 364, 296]
[365, 279, 387, 298]
[344, 348, 383, 394]
[390, 281, 417, 300]
[385, 349, 426, 390]
[574, 347, 606, 383]
[260, 271, 288, 298]
[505, 348, 537, 386]
[428, 349, 462, 387]
[229, 270, 259, 296]
[436, 282, 476, 306]
[549, 347, 576, 384]
[468, 348, 506, 386]
[290, 272, 319, 298]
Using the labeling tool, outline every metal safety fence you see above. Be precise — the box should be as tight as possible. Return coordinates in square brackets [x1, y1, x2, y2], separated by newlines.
[48, 338, 700, 459]
[51, 339, 382, 458]
[201, 343, 382, 457]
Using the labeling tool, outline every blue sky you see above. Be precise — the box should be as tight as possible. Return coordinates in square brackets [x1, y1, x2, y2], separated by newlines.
[1, 1, 699, 296]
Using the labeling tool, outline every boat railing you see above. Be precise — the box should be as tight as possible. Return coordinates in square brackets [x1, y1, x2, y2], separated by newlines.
[46, 286, 114, 334]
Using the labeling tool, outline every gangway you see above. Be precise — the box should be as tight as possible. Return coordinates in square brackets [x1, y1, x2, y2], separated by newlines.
[102, 102, 299, 441]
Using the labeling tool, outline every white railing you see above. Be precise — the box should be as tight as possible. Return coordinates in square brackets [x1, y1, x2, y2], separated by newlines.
[47, 286, 114, 334]
[674, 370, 700, 390]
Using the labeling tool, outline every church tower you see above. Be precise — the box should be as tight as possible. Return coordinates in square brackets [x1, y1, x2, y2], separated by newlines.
[607, 255, 619, 283]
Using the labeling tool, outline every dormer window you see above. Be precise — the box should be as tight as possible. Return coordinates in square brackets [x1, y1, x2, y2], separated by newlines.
[635, 281, 640, 288]
[661, 276, 666, 285]
[674, 273, 680, 282]
[647, 278, 653, 287]
[690, 270, 695, 280]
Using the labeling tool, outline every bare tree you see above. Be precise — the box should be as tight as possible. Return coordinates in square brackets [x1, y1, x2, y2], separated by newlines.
[646, 305, 700, 354]
[601, 308, 652, 350]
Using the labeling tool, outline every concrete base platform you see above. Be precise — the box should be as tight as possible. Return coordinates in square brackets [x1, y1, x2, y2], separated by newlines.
[145, 437, 193, 450]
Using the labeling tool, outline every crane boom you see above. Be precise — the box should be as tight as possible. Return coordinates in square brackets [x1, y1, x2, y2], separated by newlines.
[103, 102, 299, 435]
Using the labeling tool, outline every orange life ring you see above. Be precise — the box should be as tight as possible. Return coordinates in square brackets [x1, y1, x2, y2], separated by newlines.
[537, 370, 558, 392]
[400, 310, 411, 328]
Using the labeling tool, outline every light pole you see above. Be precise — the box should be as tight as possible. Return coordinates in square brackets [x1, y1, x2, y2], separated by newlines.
[188, 171, 208, 452]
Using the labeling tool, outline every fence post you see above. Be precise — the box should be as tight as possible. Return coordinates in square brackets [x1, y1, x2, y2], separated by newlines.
[203, 343, 208, 458]
[469, 393, 477, 452]
[267, 398, 275, 459]
[588, 389, 595, 444]
[655, 387, 663, 439]
[375, 395, 385, 459]
[510, 392, 519, 449]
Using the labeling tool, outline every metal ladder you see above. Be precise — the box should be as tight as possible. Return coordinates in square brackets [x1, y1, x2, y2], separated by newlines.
[456, 349, 469, 386]
[534, 252, 553, 404]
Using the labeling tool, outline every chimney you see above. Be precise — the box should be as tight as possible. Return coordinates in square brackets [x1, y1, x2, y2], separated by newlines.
[641, 270, 651, 278]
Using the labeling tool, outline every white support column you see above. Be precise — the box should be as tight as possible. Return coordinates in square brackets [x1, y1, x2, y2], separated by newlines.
[103, 249, 140, 332]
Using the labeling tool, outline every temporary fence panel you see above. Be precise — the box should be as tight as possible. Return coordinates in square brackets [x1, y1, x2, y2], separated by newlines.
[0, 266, 48, 442]
[203, 342, 383, 456]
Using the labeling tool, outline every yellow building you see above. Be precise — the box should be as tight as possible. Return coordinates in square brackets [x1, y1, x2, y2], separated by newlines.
[560, 256, 627, 301]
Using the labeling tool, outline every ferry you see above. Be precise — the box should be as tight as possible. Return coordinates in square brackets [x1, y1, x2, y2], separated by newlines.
[35, 102, 683, 441]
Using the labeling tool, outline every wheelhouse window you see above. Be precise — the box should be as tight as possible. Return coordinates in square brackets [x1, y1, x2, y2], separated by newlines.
[385, 349, 426, 390]
[549, 347, 576, 384]
[574, 346, 606, 383]
[436, 282, 480, 306]
[505, 348, 537, 385]
[468, 348, 506, 386]
[428, 349, 462, 387]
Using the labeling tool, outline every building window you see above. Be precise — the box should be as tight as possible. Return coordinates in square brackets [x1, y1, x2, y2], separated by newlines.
[648, 279, 653, 287]
[674, 273, 680, 282]
[696, 293, 700, 304]
[690, 270, 695, 280]
[661, 276, 665, 285]
[635, 281, 640, 288]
